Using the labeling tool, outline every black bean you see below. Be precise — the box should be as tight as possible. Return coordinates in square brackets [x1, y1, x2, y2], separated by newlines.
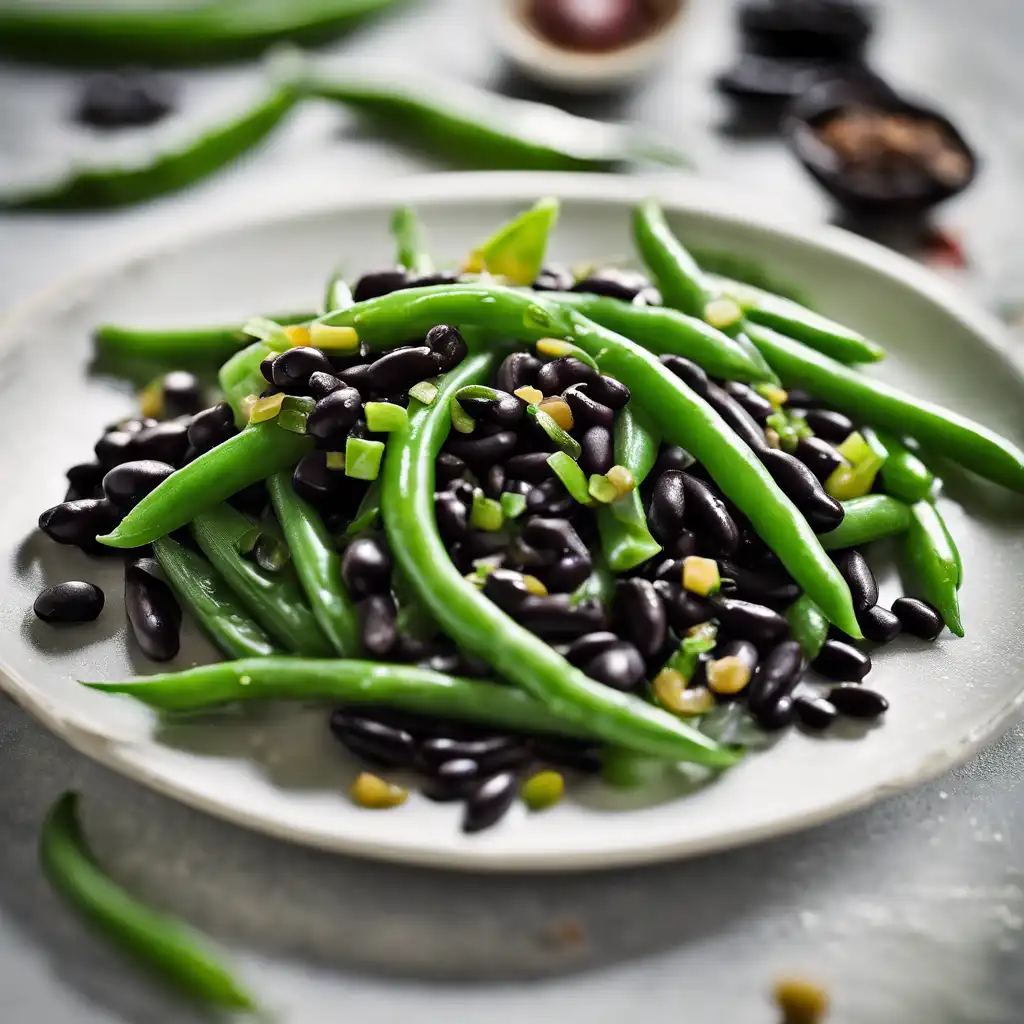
[589, 375, 630, 409]
[435, 451, 467, 485]
[758, 448, 845, 532]
[794, 436, 844, 483]
[526, 477, 574, 516]
[94, 429, 136, 469]
[505, 452, 555, 482]
[540, 554, 592, 593]
[562, 383, 614, 430]
[366, 346, 440, 394]
[425, 324, 468, 372]
[228, 481, 268, 518]
[463, 772, 517, 833]
[444, 430, 518, 466]
[76, 70, 175, 129]
[482, 569, 533, 611]
[131, 420, 190, 466]
[723, 380, 773, 424]
[659, 354, 709, 395]
[793, 694, 838, 731]
[812, 639, 871, 681]
[352, 268, 409, 303]
[579, 425, 613, 477]
[565, 631, 620, 667]
[101, 460, 175, 511]
[341, 537, 392, 599]
[681, 474, 740, 554]
[304, 371, 339, 401]
[269, 346, 333, 393]
[647, 557, 684, 583]
[38, 499, 120, 548]
[496, 351, 541, 394]
[33, 581, 104, 623]
[329, 712, 417, 768]
[161, 371, 203, 417]
[583, 641, 646, 692]
[522, 517, 589, 559]
[655, 583, 713, 632]
[829, 684, 888, 718]
[460, 393, 524, 428]
[805, 408, 855, 443]
[532, 263, 575, 292]
[571, 267, 651, 302]
[759, 694, 796, 731]
[653, 445, 696, 477]
[421, 650, 493, 678]
[733, 529, 780, 569]
[536, 356, 598, 395]
[784, 388, 826, 409]
[358, 594, 398, 657]
[336, 363, 374, 396]
[648, 470, 687, 544]
[703, 382, 769, 452]
[857, 604, 902, 644]
[528, 735, 603, 773]
[517, 594, 606, 641]
[833, 549, 878, 612]
[407, 270, 460, 289]
[187, 403, 236, 454]
[292, 452, 344, 504]
[421, 736, 529, 772]
[481, 464, 505, 500]
[891, 596, 944, 640]
[424, 758, 481, 801]
[306, 387, 363, 444]
[65, 462, 104, 497]
[717, 559, 800, 607]
[747, 640, 805, 714]
[712, 596, 789, 649]
[613, 578, 667, 659]
[124, 562, 180, 661]
[504, 478, 533, 500]
[109, 416, 158, 436]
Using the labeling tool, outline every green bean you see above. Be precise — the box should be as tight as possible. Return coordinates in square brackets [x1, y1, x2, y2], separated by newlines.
[380, 351, 738, 766]
[84, 660, 593, 736]
[905, 501, 964, 636]
[267, 471, 361, 656]
[632, 199, 711, 317]
[218, 321, 292, 424]
[344, 480, 381, 536]
[689, 248, 814, 308]
[323, 275, 353, 316]
[191, 503, 334, 656]
[40, 793, 256, 1011]
[2, 86, 296, 209]
[818, 495, 912, 550]
[873, 430, 935, 503]
[596, 406, 663, 572]
[98, 422, 314, 549]
[390, 205, 434, 275]
[153, 536, 279, 659]
[709, 274, 886, 364]
[785, 595, 829, 660]
[746, 322, 1024, 493]
[570, 550, 616, 608]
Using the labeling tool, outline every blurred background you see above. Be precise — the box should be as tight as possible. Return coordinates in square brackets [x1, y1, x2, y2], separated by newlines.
[1, 1, 1023, 1022]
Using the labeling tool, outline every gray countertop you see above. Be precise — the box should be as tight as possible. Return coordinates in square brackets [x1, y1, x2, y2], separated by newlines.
[2, 1, 1022, 1021]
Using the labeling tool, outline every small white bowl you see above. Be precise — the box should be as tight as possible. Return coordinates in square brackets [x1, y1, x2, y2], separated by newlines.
[494, 0, 689, 93]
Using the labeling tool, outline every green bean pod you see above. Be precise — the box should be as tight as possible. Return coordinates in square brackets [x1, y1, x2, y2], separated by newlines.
[390, 205, 434, 274]
[570, 550, 616, 608]
[267, 471, 361, 656]
[98, 423, 314, 549]
[191, 503, 333, 656]
[40, 793, 257, 1011]
[596, 406, 663, 572]
[85, 660, 590, 736]
[380, 351, 738, 766]
[746, 323, 1024, 493]
[323, 275, 353, 316]
[153, 536, 280, 659]
[219, 325, 291, 424]
[632, 199, 711, 317]
[873, 430, 935, 503]
[785, 594, 829, 660]
[818, 495, 912, 550]
[905, 501, 964, 636]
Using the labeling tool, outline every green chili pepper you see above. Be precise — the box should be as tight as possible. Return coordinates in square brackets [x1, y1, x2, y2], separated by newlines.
[190, 503, 333, 656]
[380, 351, 738, 766]
[905, 501, 964, 636]
[632, 199, 712, 317]
[2, 86, 296, 210]
[873, 430, 935, 503]
[709, 274, 886, 364]
[390, 205, 434, 275]
[569, 315, 862, 638]
[305, 71, 687, 171]
[0, 0, 400, 65]
[570, 550, 616, 608]
[596, 405, 663, 572]
[785, 594, 829, 660]
[466, 197, 559, 285]
[746, 323, 1024, 493]
[267, 471, 360, 656]
[98, 422, 314, 550]
[817, 495, 912, 550]
[40, 793, 257, 1011]
[547, 291, 771, 383]
[317, 283, 576, 350]
[153, 536, 280, 659]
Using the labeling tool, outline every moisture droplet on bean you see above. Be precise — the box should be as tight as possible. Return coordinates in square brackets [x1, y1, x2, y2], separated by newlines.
[812, 639, 871, 682]
[828, 683, 889, 719]
[891, 596, 943, 640]
[33, 581, 104, 623]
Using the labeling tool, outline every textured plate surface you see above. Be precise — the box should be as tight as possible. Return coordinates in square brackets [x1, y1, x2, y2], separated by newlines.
[3, 172, 1023, 870]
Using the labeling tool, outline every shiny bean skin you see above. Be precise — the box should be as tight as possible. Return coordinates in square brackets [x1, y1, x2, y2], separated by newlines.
[124, 561, 181, 661]
[717, 559, 800, 607]
[186, 403, 236, 454]
[794, 436, 844, 483]
[308, 371, 344, 400]
[723, 380, 773, 424]
[425, 324, 468, 372]
[715, 639, 759, 680]
[306, 387, 363, 444]
[435, 451, 467, 485]
[648, 470, 686, 545]
[891, 597, 944, 640]
[271, 346, 334, 392]
[562, 383, 614, 429]
[336, 363, 374, 396]
[833, 549, 878, 612]
[828, 684, 889, 719]
[804, 408, 855, 443]
[444, 430, 518, 467]
[341, 536, 392, 600]
[101, 460, 175, 511]
[496, 351, 541, 394]
[366, 346, 441, 394]
[540, 554, 593, 594]
[711, 596, 789, 649]
[526, 478, 574, 516]
[352, 268, 409, 303]
[655, 582, 713, 632]
[482, 569, 533, 610]
[758, 693, 796, 731]
[681, 474, 740, 554]
[571, 267, 652, 302]
[812, 639, 871, 682]
[747, 640, 806, 715]
[613, 578, 667, 659]
[522, 518, 589, 559]
[659, 355, 710, 397]
[857, 604, 902, 643]
[581, 642, 646, 692]
[579, 426, 614, 477]
[653, 445, 697, 476]
[424, 758, 481, 801]
[703, 382, 768, 452]
[358, 594, 399, 657]
[38, 498, 121, 549]
[33, 581, 104, 623]
[793, 694, 838, 731]
[565, 631, 619, 667]
[517, 594, 607, 641]
[647, 557, 684, 583]
[94, 429, 136, 469]
[536, 356, 598, 395]
[131, 420, 190, 467]
[758, 448, 845, 532]
[588, 375, 630, 410]
[505, 452, 556, 482]
[528, 735, 603, 773]
[420, 736, 530, 772]
[463, 772, 518, 833]
[329, 712, 417, 768]
[65, 462, 104, 497]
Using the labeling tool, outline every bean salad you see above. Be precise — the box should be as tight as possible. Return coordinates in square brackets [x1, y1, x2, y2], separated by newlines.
[36, 198, 1024, 834]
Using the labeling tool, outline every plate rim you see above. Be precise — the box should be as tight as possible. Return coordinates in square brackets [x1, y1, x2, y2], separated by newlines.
[3, 170, 1022, 872]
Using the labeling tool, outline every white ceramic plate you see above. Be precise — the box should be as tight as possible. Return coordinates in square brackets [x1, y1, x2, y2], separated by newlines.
[4, 172, 1023, 871]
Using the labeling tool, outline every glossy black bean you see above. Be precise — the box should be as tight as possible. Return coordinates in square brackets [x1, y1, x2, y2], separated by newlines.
[259, 354, 277, 384]
[583, 641, 646, 692]
[352, 268, 409, 303]
[541, 554, 592, 593]
[804, 408, 855, 443]
[65, 462, 104, 496]
[613, 578, 667, 659]
[341, 536, 392, 600]
[448, 479, 475, 506]
[160, 371, 203, 417]
[131, 420, 191, 466]
[653, 445, 696, 477]
[424, 758, 482, 801]
[525, 477, 574, 516]
[723, 380, 774, 424]
[712, 596, 789, 649]
[527, 735, 602, 773]
[536, 356, 598, 395]
[306, 387, 363, 445]
[783, 388, 827, 409]
[659, 355, 710, 397]
[421, 736, 529, 772]
[435, 451, 467, 486]
[829, 684, 888, 718]
[647, 557, 683, 583]
[571, 267, 651, 302]
[681, 474, 740, 554]
[480, 464, 505, 500]
[358, 594, 398, 657]
[482, 569, 533, 611]
[589, 375, 630, 409]
[305, 370, 340, 399]
[227, 481, 268, 518]
[93, 430, 136, 469]
[656, 583, 713, 632]
[292, 452, 344, 504]
[461, 393, 524, 428]
[503, 478, 533, 500]
[833, 549, 878, 612]
[444, 430, 518, 467]
[366, 346, 440, 394]
[747, 640, 806, 713]
[33, 581, 104, 623]
[531, 263, 574, 292]
[270, 346, 334, 393]
[38, 499, 120, 548]
[794, 436, 844, 483]
[462, 532, 510, 565]
[704, 382, 769, 452]
[522, 517, 589, 559]
[565, 631, 620, 667]
[812, 639, 871, 681]
[733, 529, 777, 569]
[186, 403, 236, 454]
[517, 594, 606, 641]
[648, 470, 687, 545]
[335, 363, 374, 396]
[716, 639, 759, 678]
[856, 604, 902, 644]
[124, 562, 180, 661]
[579, 425, 613, 477]
[758, 448, 844, 532]
[793, 694, 838, 731]
[758, 694, 796, 731]
[463, 772, 518, 833]
[891, 597, 944, 640]
[561, 383, 613, 430]
[495, 351, 541, 394]
[329, 712, 417, 768]
[420, 323, 466, 371]
[101, 460, 175, 511]
[718, 559, 800, 607]
[505, 452, 555, 482]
